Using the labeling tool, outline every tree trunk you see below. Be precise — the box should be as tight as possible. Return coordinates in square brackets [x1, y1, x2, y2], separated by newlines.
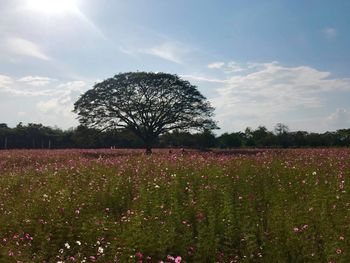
[4, 137, 7, 149]
[144, 135, 156, 155]
[145, 146, 152, 155]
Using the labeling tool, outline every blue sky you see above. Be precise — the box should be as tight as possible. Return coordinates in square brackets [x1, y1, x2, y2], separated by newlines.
[1, 0, 350, 133]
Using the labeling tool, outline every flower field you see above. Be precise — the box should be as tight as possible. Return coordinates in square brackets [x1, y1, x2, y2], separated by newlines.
[0, 148, 350, 262]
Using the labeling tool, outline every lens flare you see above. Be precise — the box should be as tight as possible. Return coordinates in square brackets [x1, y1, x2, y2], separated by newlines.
[25, 0, 79, 15]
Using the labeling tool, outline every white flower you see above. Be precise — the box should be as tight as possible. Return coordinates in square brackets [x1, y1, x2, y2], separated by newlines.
[98, 246, 104, 253]
[312, 171, 317, 175]
[65, 242, 70, 249]
[76, 240, 81, 246]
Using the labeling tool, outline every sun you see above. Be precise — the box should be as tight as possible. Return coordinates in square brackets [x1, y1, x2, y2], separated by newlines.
[25, 0, 79, 15]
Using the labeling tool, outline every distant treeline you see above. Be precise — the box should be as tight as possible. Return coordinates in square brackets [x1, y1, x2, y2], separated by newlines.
[0, 122, 349, 149]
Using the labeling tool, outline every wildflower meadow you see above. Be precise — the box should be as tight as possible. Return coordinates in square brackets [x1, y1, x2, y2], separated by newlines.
[0, 148, 350, 262]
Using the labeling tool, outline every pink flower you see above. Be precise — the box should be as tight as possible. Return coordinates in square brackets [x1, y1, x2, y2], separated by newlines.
[293, 227, 299, 233]
[175, 256, 182, 263]
[336, 248, 342, 254]
[8, 250, 14, 256]
[196, 212, 205, 222]
[135, 251, 143, 259]
[167, 255, 175, 261]
[25, 233, 33, 240]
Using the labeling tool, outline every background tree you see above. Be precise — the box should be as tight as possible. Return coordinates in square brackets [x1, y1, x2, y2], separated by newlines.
[252, 126, 271, 147]
[74, 72, 218, 154]
[217, 132, 243, 148]
[291, 131, 308, 147]
[244, 127, 255, 147]
[193, 130, 217, 150]
[159, 130, 196, 148]
[0, 123, 10, 149]
[274, 123, 291, 148]
[0, 122, 349, 149]
[274, 123, 289, 135]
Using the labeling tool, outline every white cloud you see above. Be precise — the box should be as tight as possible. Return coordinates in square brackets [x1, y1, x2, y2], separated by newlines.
[36, 99, 58, 112]
[18, 76, 55, 86]
[0, 75, 13, 89]
[226, 61, 246, 72]
[0, 75, 86, 97]
[119, 46, 136, 56]
[120, 41, 190, 64]
[34, 80, 86, 127]
[36, 81, 86, 116]
[190, 62, 350, 131]
[181, 74, 227, 83]
[140, 42, 184, 63]
[0, 74, 87, 128]
[323, 27, 337, 39]
[4, 37, 50, 60]
[208, 62, 225, 69]
[326, 108, 350, 129]
[208, 60, 281, 74]
[0, 74, 86, 100]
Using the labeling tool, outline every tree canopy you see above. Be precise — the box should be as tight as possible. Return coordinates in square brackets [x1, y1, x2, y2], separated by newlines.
[73, 72, 218, 153]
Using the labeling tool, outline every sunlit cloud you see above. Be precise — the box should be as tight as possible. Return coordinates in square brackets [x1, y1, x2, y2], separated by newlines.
[23, 0, 80, 15]
[18, 76, 55, 87]
[0, 75, 13, 89]
[0, 75, 86, 97]
[0, 74, 86, 127]
[142, 44, 182, 63]
[36, 81, 86, 125]
[226, 61, 246, 73]
[187, 62, 350, 131]
[326, 108, 350, 128]
[181, 74, 227, 83]
[120, 41, 191, 64]
[208, 62, 225, 69]
[4, 37, 51, 61]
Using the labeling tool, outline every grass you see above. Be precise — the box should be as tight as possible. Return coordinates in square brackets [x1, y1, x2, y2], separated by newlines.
[0, 148, 349, 262]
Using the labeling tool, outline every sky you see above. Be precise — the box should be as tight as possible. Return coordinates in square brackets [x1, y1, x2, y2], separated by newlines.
[1, 0, 350, 133]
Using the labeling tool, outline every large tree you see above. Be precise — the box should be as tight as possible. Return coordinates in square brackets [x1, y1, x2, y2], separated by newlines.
[73, 72, 218, 153]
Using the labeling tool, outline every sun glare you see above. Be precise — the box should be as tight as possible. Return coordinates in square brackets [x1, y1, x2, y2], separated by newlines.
[25, 0, 79, 15]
